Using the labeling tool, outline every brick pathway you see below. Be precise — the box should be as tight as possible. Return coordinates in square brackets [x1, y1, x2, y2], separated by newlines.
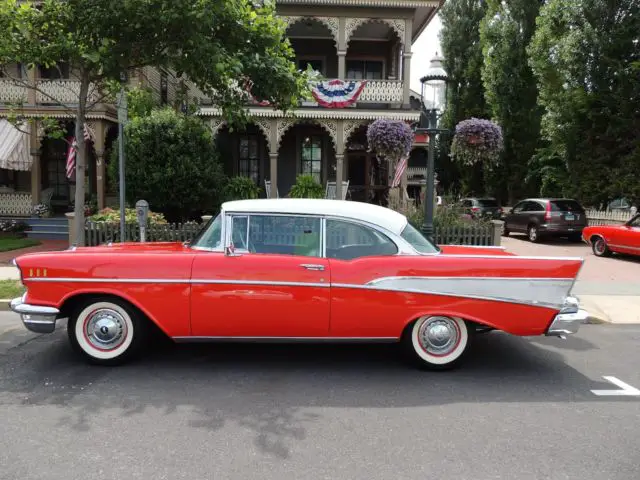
[0, 239, 68, 265]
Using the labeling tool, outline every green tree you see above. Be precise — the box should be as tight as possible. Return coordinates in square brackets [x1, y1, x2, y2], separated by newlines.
[0, 0, 307, 244]
[108, 108, 226, 222]
[528, 0, 640, 207]
[438, 0, 491, 195]
[480, 0, 545, 204]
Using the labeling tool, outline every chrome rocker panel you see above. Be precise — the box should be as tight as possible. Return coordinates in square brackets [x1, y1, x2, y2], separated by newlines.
[546, 296, 588, 337]
[9, 295, 60, 334]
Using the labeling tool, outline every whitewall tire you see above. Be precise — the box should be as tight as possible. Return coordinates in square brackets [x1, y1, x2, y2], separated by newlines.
[68, 297, 145, 365]
[404, 316, 471, 370]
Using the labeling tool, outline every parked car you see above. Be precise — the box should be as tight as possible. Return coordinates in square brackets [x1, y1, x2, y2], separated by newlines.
[460, 197, 503, 220]
[503, 198, 587, 242]
[10, 199, 587, 370]
[582, 213, 640, 257]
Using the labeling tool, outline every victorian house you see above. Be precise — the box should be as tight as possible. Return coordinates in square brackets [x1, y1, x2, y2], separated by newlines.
[0, 0, 440, 234]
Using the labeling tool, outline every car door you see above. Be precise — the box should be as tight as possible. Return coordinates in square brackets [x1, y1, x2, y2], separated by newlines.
[614, 215, 640, 255]
[325, 218, 402, 337]
[190, 213, 330, 337]
[507, 201, 527, 231]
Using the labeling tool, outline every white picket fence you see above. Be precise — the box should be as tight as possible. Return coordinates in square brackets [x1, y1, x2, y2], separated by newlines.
[585, 209, 634, 226]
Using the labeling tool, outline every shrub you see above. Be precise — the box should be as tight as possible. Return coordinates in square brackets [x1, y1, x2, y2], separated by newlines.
[223, 176, 261, 201]
[89, 207, 168, 224]
[0, 219, 30, 233]
[288, 174, 324, 199]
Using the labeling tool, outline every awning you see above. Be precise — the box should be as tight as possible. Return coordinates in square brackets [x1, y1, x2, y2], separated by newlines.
[0, 119, 31, 171]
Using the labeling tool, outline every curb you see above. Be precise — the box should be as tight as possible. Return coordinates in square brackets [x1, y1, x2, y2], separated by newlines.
[0, 299, 11, 312]
[576, 296, 612, 324]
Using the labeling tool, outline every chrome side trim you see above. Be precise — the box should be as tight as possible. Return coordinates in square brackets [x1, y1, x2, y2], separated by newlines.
[26, 277, 192, 284]
[172, 336, 399, 343]
[191, 279, 329, 288]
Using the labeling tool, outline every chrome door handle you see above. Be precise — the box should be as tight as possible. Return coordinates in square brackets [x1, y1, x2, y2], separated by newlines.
[300, 263, 325, 271]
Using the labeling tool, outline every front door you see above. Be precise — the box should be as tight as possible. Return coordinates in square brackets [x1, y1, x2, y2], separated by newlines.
[190, 213, 330, 337]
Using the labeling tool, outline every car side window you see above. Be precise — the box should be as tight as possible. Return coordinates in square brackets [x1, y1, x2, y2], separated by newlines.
[248, 215, 322, 257]
[529, 201, 544, 212]
[512, 201, 526, 213]
[230, 216, 249, 250]
[326, 219, 398, 260]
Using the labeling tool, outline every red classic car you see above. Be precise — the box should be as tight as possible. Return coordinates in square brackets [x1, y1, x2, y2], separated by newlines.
[582, 213, 640, 257]
[10, 199, 588, 370]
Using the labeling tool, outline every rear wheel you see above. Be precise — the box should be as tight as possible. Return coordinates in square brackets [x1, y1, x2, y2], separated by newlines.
[403, 316, 472, 370]
[502, 223, 510, 236]
[527, 224, 541, 243]
[67, 297, 147, 365]
[591, 236, 611, 257]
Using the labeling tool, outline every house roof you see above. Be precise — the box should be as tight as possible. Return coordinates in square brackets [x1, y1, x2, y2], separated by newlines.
[221, 198, 409, 234]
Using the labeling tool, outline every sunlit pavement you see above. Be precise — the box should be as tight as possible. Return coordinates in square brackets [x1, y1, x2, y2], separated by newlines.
[1, 312, 639, 480]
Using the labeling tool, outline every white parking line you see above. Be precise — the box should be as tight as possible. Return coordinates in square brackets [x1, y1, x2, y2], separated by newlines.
[591, 376, 640, 396]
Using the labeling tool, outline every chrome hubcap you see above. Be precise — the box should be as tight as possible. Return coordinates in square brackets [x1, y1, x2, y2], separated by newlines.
[595, 240, 605, 253]
[418, 317, 460, 356]
[85, 309, 127, 350]
[529, 228, 537, 240]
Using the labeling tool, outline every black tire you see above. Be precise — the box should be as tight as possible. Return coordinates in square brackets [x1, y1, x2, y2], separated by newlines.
[591, 236, 611, 257]
[67, 296, 147, 366]
[527, 224, 541, 243]
[402, 316, 473, 371]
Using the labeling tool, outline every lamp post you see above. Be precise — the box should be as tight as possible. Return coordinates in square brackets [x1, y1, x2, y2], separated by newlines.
[417, 53, 449, 242]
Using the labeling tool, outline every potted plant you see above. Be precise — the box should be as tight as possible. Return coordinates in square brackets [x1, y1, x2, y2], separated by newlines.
[288, 174, 324, 199]
[450, 118, 504, 169]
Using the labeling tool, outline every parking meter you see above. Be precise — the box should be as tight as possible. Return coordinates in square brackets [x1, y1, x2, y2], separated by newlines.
[135, 200, 149, 242]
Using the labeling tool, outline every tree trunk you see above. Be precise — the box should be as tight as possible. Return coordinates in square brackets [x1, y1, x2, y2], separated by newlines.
[73, 73, 90, 246]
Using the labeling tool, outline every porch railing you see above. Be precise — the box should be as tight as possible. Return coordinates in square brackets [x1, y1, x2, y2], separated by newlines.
[0, 81, 27, 103]
[0, 79, 101, 105]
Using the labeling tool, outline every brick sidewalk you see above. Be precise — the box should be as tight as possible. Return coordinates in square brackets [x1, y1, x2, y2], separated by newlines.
[0, 239, 68, 265]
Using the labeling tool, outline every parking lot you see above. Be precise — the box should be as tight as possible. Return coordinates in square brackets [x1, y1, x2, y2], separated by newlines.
[1, 314, 640, 480]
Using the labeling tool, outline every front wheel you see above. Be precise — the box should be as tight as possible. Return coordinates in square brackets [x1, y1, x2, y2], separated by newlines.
[67, 297, 146, 365]
[592, 236, 611, 257]
[403, 316, 471, 370]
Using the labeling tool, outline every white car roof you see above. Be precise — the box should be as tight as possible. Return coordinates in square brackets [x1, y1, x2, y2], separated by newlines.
[222, 198, 409, 235]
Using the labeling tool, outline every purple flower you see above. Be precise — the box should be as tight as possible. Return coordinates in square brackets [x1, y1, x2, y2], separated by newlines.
[450, 117, 504, 167]
[366, 119, 414, 161]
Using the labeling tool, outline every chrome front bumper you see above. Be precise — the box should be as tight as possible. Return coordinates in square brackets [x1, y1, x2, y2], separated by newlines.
[9, 295, 60, 334]
[546, 296, 589, 337]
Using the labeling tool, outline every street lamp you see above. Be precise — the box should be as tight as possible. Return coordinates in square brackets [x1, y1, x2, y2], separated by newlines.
[417, 53, 449, 242]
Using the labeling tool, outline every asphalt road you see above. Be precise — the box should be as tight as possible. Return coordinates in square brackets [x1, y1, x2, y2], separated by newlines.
[1, 312, 640, 480]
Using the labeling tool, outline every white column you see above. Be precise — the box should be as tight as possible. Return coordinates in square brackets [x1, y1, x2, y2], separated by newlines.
[269, 153, 278, 198]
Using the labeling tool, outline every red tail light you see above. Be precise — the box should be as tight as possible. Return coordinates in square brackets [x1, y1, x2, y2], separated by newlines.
[545, 203, 562, 220]
[471, 207, 480, 212]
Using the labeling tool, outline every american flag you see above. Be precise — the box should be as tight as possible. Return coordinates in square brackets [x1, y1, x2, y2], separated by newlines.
[65, 123, 94, 180]
[391, 154, 409, 188]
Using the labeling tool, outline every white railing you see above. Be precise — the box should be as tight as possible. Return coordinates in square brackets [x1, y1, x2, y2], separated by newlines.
[0, 80, 28, 103]
[586, 209, 634, 226]
[357, 80, 403, 103]
[35, 80, 100, 104]
[0, 192, 32, 217]
[406, 167, 427, 177]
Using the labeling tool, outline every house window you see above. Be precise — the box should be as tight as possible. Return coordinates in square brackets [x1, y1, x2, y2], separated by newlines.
[297, 58, 324, 75]
[301, 135, 322, 183]
[39, 62, 70, 79]
[346, 60, 383, 80]
[238, 135, 260, 184]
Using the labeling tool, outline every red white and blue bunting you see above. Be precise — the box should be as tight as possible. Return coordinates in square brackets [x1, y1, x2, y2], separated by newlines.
[311, 79, 367, 108]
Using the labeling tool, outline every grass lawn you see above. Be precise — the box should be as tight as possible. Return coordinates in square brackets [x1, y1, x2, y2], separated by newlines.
[0, 236, 41, 252]
[0, 280, 24, 299]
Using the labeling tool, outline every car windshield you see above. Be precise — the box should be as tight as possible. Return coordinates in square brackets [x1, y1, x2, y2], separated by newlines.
[476, 199, 499, 207]
[551, 200, 584, 212]
[400, 222, 440, 254]
[191, 214, 222, 249]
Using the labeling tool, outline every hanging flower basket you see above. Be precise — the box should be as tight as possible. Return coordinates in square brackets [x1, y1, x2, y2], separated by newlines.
[366, 119, 414, 168]
[450, 118, 503, 168]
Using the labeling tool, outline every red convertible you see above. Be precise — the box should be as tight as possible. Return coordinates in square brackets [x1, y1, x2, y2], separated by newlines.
[10, 199, 588, 370]
[582, 213, 640, 258]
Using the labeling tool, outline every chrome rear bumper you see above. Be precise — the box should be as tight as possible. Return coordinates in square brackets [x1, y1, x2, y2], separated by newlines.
[546, 296, 588, 337]
[9, 295, 59, 334]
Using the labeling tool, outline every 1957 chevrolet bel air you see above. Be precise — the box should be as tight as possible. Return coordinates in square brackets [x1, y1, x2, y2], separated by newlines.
[10, 199, 588, 370]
